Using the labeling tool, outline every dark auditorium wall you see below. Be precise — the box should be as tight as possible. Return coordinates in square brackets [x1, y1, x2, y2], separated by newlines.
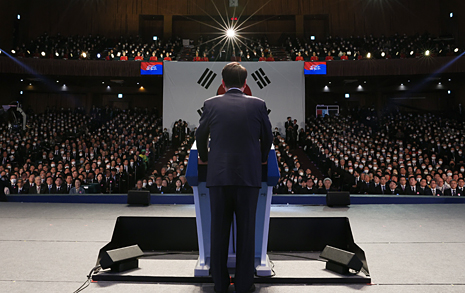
[3, 0, 464, 46]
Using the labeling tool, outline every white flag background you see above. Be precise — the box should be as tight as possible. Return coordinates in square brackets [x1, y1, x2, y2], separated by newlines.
[163, 61, 305, 133]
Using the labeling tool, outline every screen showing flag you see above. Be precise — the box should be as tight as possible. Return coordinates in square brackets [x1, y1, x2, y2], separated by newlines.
[141, 62, 163, 75]
[304, 62, 327, 75]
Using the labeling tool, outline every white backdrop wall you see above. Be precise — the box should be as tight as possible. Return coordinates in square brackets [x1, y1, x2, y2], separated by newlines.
[163, 61, 305, 135]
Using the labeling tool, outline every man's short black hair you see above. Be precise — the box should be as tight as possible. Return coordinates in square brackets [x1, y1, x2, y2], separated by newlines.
[222, 62, 247, 89]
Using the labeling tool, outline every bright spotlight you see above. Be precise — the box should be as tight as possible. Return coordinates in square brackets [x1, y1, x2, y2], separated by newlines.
[17, 14, 21, 20]
[310, 36, 316, 41]
[381, 52, 385, 57]
[118, 94, 123, 99]
[226, 29, 236, 38]
[425, 50, 430, 56]
[367, 52, 371, 59]
[450, 12, 454, 18]
[345, 93, 350, 98]
[448, 90, 451, 94]
[97, 53, 101, 59]
[410, 51, 414, 55]
[454, 48, 459, 53]
[55, 52, 59, 57]
[11, 50, 16, 54]
[41, 51, 45, 56]
[20, 91, 23, 95]
[82, 52, 87, 58]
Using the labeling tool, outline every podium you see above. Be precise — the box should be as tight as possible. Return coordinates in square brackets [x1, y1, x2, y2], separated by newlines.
[186, 142, 280, 277]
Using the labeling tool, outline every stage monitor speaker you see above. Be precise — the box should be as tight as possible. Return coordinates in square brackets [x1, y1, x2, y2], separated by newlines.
[127, 190, 151, 205]
[99, 244, 144, 272]
[320, 245, 362, 275]
[326, 191, 350, 207]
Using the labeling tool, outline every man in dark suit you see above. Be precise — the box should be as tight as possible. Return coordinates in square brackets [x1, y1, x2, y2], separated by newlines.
[29, 176, 45, 194]
[196, 62, 273, 293]
[425, 179, 442, 196]
[444, 180, 462, 196]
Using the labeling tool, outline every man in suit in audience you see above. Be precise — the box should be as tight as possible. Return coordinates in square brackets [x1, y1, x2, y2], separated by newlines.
[425, 179, 442, 196]
[396, 177, 408, 195]
[29, 176, 44, 194]
[389, 181, 399, 195]
[196, 62, 272, 293]
[444, 180, 462, 196]
[406, 176, 420, 195]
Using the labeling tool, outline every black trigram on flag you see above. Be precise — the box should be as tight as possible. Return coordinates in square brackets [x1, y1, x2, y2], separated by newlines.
[251, 68, 271, 89]
[197, 68, 217, 89]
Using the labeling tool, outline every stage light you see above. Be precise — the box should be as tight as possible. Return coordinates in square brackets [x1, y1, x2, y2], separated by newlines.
[82, 52, 87, 58]
[448, 90, 451, 94]
[118, 94, 123, 99]
[140, 86, 144, 90]
[449, 79, 451, 81]
[345, 93, 350, 98]
[410, 51, 414, 55]
[381, 52, 385, 57]
[439, 82, 442, 85]
[55, 52, 59, 57]
[324, 86, 329, 92]
[450, 12, 454, 18]
[117, 52, 121, 57]
[454, 48, 459, 53]
[311, 36, 316, 40]
[20, 91, 23, 95]
[20, 79, 23, 82]
[17, 14, 20, 20]
[41, 51, 45, 57]
[226, 28, 236, 38]
[102, 81, 105, 84]
[364, 81, 367, 84]
[97, 53, 101, 59]
[425, 50, 430, 56]
[56, 80, 59, 83]
[366, 52, 371, 59]
[0, 50, 2, 54]
[153, 36, 158, 41]
[401, 83, 404, 86]
[107, 85, 111, 89]
[11, 50, 16, 54]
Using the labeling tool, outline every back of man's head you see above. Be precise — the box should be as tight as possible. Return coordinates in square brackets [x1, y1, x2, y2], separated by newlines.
[222, 62, 247, 89]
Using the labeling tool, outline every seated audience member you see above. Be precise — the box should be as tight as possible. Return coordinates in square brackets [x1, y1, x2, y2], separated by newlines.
[407, 176, 420, 195]
[193, 51, 202, 61]
[96, 173, 106, 194]
[29, 176, 44, 194]
[202, 52, 209, 62]
[172, 179, 183, 193]
[303, 178, 317, 194]
[379, 176, 388, 194]
[179, 176, 193, 193]
[149, 176, 164, 194]
[425, 180, 442, 196]
[418, 179, 428, 195]
[65, 175, 74, 193]
[54, 177, 64, 194]
[133, 180, 146, 191]
[134, 52, 144, 61]
[325, 52, 334, 61]
[322, 177, 335, 193]
[279, 179, 295, 194]
[149, 51, 158, 61]
[12, 179, 27, 194]
[70, 179, 85, 194]
[368, 175, 381, 194]
[396, 177, 408, 195]
[444, 180, 462, 196]
[258, 52, 266, 62]
[389, 181, 399, 195]
[120, 51, 128, 61]
[340, 52, 349, 60]
[163, 52, 172, 61]
[266, 53, 275, 61]
[295, 52, 304, 61]
[310, 52, 319, 61]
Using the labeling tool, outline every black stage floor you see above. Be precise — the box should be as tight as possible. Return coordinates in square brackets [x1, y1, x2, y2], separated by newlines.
[1, 202, 465, 292]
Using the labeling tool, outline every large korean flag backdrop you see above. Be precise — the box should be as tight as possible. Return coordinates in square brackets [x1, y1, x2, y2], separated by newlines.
[163, 62, 305, 132]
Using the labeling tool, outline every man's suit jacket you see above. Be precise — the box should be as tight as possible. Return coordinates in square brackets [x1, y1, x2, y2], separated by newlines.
[425, 188, 442, 196]
[28, 184, 45, 194]
[444, 189, 463, 196]
[196, 89, 273, 187]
